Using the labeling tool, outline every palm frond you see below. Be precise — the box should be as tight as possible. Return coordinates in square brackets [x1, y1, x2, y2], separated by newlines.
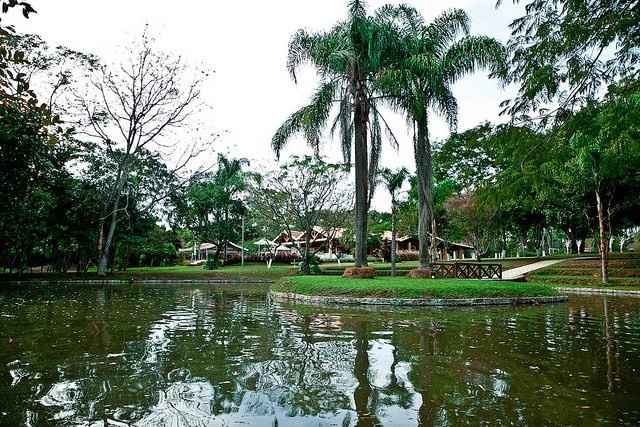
[348, 0, 367, 19]
[375, 4, 423, 33]
[271, 80, 337, 159]
[430, 85, 459, 132]
[368, 108, 382, 204]
[424, 9, 470, 55]
[442, 35, 507, 83]
[379, 166, 409, 195]
[371, 101, 400, 151]
[287, 29, 314, 84]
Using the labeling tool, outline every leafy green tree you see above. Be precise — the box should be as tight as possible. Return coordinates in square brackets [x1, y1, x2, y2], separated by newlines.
[378, 167, 408, 275]
[172, 154, 248, 269]
[0, 0, 36, 96]
[250, 156, 351, 274]
[503, 0, 640, 121]
[445, 193, 497, 262]
[0, 94, 78, 272]
[554, 84, 640, 283]
[271, 0, 400, 268]
[376, 6, 506, 270]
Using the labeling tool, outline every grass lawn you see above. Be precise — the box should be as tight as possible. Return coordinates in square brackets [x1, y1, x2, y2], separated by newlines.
[0, 263, 294, 282]
[320, 258, 541, 274]
[273, 276, 558, 299]
[124, 263, 293, 278]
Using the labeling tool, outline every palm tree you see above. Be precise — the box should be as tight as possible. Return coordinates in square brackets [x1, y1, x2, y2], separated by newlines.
[379, 167, 409, 276]
[271, 0, 400, 268]
[376, 7, 507, 270]
[213, 154, 249, 258]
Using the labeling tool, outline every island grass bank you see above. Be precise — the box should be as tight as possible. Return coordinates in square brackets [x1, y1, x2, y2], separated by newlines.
[272, 276, 560, 300]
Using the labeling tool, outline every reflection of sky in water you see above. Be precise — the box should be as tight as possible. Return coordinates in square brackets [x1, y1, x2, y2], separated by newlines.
[136, 380, 217, 426]
[1, 286, 640, 426]
[38, 381, 82, 421]
[143, 308, 198, 364]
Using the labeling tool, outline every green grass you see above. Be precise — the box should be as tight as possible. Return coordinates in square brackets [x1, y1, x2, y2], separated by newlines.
[272, 276, 558, 299]
[320, 258, 541, 272]
[1, 263, 294, 282]
[529, 253, 640, 289]
[125, 263, 293, 277]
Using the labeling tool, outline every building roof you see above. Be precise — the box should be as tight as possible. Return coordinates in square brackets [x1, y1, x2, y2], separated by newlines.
[178, 241, 247, 252]
[380, 231, 473, 249]
[272, 227, 345, 244]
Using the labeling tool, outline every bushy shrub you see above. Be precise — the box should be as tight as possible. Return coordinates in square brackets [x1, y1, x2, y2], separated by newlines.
[299, 254, 321, 274]
[204, 254, 218, 270]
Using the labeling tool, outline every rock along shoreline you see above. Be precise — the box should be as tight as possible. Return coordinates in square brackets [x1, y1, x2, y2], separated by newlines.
[270, 291, 568, 307]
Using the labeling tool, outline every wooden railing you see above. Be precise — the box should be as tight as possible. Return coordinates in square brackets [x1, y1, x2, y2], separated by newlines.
[432, 262, 502, 280]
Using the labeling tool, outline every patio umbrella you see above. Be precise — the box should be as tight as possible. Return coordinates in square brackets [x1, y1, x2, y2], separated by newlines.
[253, 238, 272, 253]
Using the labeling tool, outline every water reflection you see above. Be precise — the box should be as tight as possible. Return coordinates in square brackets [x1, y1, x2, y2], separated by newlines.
[1, 284, 640, 425]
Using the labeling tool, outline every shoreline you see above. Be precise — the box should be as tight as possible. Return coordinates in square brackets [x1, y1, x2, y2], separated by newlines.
[0, 278, 274, 286]
[270, 291, 568, 306]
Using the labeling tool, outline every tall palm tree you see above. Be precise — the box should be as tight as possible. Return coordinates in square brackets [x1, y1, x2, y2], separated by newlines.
[271, 0, 399, 268]
[379, 167, 409, 276]
[377, 6, 507, 270]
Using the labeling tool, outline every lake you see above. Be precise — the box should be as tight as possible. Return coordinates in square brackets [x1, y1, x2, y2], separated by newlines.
[1, 283, 639, 426]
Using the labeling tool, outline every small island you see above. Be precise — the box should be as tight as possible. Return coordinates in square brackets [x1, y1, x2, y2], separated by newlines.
[271, 276, 567, 307]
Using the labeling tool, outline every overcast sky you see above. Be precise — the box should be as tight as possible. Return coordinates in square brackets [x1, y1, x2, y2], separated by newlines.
[13, 0, 522, 210]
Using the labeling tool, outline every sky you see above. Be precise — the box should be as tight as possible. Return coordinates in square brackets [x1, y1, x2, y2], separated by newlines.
[12, 0, 523, 211]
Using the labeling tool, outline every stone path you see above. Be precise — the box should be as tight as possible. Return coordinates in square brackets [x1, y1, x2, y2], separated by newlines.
[502, 259, 567, 280]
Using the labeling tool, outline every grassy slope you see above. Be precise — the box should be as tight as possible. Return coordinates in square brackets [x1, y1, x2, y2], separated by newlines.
[273, 276, 558, 299]
[530, 253, 640, 290]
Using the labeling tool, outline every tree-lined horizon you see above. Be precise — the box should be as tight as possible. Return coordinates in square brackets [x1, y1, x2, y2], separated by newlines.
[1, 0, 639, 284]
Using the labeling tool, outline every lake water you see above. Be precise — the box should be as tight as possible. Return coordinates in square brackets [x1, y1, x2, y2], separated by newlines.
[1, 283, 639, 426]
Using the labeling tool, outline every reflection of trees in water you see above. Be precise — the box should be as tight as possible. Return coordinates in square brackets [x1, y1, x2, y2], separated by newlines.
[236, 311, 355, 421]
[353, 319, 379, 426]
[4, 288, 640, 426]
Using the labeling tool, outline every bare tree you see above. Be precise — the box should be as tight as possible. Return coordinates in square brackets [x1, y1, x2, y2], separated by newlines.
[78, 29, 210, 275]
[250, 156, 352, 274]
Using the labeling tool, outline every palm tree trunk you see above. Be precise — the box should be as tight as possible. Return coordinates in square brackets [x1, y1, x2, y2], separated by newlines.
[391, 204, 397, 276]
[353, 81, 369, 267]
[414, 119, 434, 270]
[354, 320, 377, 426]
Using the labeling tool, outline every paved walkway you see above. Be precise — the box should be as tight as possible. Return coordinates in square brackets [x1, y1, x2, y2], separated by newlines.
[502, 259, 567, 280]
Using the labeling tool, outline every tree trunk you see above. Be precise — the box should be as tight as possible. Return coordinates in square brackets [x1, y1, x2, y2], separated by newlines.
[302, 231, 311, 274]
[414, 119, 434, 269]
[391, 204, 397, 277]
[353, 79, 369, 267]
[98, 198, 120, 276]
[430, 214, 438, 262]
[595, 185, 609, 285]
[97, 164, 128, 276]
